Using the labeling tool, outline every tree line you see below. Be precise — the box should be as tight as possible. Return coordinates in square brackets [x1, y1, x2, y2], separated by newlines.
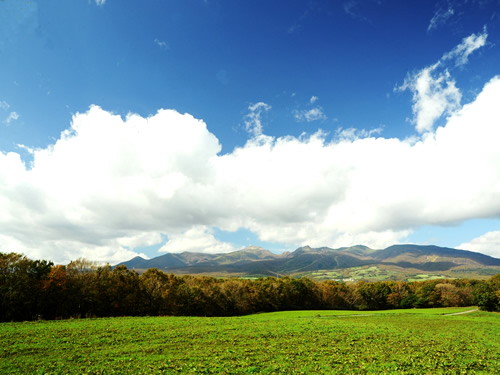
[1, 252, 499, 322]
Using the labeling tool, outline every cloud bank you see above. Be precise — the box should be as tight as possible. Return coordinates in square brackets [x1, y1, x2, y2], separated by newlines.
[1, 31, 500, 263]
[2, 74, 500, 262]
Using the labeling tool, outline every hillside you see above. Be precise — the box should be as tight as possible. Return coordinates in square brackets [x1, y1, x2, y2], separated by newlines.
[117, 244, 500, 280]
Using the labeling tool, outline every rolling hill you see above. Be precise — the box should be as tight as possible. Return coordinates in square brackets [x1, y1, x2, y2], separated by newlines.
[117, 244, 500, 280]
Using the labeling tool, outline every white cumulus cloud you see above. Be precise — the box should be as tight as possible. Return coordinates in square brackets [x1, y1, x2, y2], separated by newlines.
[159, 226, 236, 254]
[397, 30, 487, 133]
[458, 231, 500, 259]
[294, 107, 327, 122]
[0, 106, 221, 263]
[244, 102, 271, 137]
[442, 28, 488, 67]
[336, 127, 383, 141]
[294, 96, 327, 123]
[399, 64, 461, 133]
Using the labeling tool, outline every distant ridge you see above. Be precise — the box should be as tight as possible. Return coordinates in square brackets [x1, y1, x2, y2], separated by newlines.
[117, 244, 500, 279]
[374, 244, 500, 266]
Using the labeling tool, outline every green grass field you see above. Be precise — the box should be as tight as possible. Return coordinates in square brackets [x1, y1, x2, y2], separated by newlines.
[292, 265, 500, 281]
[1, 307, 498, 374]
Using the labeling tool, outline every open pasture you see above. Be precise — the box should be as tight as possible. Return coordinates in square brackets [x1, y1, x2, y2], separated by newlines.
[1, 307, 498, 374]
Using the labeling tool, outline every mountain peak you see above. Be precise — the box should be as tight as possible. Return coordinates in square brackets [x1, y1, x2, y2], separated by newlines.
[241, 246, 266, 252]
[116, 243, 500, 278]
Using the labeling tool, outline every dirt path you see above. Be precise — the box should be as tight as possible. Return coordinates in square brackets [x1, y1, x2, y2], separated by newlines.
[443, 308, 479, 316]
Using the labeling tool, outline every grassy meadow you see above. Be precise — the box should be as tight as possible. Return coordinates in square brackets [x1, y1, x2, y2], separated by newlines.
[1, 307, 498, 374]
[292, 265, 500, 282]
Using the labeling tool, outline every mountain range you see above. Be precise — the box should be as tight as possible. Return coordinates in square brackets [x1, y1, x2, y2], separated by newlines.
[117, 244, 500, 280]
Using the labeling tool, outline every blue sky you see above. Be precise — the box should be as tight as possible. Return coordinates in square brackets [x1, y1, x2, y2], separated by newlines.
[1, 0, 500, 263]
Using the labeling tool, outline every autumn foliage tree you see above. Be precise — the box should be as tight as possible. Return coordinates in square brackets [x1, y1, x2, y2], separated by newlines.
[0, 253, 53, 321]
[473, 274, 500, 311]
[1, 252, 499, 321]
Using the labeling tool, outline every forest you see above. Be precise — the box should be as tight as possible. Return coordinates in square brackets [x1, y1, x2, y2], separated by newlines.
[1, 252, 499, 322]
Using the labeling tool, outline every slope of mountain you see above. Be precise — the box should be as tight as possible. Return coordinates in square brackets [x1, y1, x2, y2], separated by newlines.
[210, 246, 284, 265]
[117, 244, 500, 279]
[372, 244, 500, 270]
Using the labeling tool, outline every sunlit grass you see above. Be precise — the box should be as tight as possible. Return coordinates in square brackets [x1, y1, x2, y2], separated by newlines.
[1, 308, 498, 374]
